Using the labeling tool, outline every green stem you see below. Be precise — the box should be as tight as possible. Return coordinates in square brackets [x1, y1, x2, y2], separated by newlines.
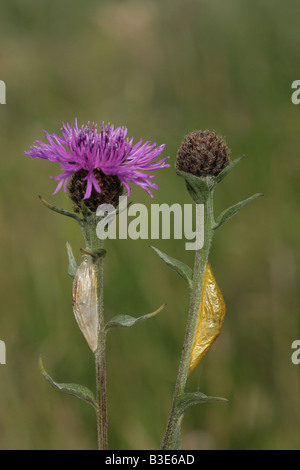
[95, 247, 108, 450]
[81, 214, 108, 450]
[161, 191, 215, 450]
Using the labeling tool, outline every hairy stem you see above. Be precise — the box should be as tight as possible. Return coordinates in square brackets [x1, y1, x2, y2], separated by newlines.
[95, 247, 108, 450]
[81, 214, 108, 450]
[161, 192, 214, 450]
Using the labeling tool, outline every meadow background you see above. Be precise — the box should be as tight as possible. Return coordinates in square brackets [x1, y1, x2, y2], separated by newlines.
[0, 0, 300, 450]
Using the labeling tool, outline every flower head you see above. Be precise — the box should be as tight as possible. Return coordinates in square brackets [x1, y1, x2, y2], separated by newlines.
[25, 120, 169, 210]
[176, 130, 230, 177]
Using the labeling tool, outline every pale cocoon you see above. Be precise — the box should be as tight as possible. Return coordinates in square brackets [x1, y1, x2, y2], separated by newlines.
[72, 256, 99, 352]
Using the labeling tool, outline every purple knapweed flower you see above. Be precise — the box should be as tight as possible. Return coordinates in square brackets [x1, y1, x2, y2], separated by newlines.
[25, 120, 170, 210]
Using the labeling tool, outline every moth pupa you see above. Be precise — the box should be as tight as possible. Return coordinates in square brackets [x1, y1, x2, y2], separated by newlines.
[189, 261, 226, 373]
[72, 256, 99, 352]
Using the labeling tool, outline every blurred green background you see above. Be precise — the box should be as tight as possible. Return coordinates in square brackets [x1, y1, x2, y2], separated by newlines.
[0, 0, 300, 450]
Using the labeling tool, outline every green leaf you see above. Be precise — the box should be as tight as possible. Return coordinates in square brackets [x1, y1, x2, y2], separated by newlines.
[176, 392, 228, 418]
[164, 393, 228, 450]
[39, 195, 82, 223]
[150, 246, 193, 289]
[39, 356, 97, 411]
[214, 193, 263, 230]
[105, 303, 166, 332]
[66, 242, 78, 278]
[213, 155, 245, 186]
[80, 200, 93, 218]
[176, 170, 210, 204]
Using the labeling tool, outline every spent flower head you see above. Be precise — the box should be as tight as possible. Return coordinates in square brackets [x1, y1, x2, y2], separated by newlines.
[176, 130, 231, 178]
[25, 119, 170, 211]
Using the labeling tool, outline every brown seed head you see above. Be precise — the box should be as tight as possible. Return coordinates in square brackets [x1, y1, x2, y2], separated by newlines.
[176, 130, 231, 177]
[68, 169, 124, 212]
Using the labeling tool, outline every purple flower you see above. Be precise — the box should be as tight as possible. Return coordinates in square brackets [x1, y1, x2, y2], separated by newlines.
[25, 120, 170, 200]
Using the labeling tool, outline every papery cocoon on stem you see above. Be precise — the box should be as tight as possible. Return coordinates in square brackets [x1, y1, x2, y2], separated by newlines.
[72, 256, 98, 352]
[189, 262, 226, 373]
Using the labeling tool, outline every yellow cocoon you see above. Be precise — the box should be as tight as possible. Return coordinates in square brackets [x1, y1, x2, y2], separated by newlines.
[189, 262, 226, 373]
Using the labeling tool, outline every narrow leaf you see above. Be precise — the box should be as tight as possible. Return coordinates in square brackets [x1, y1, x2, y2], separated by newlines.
[80, 200, 93, 219]
[66, 242, 78, 278]
[105, 303, 166, 331]
[39, 195, 82, 223]
[163, 392, 227, 450]
[214, 193, 263, 230]
[150, 246, 193, 289]
[176, 170, 210, 204]
[39, 356, 97, 411]
[213, 155, 245, 186]
[176, 392, 228, 417]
